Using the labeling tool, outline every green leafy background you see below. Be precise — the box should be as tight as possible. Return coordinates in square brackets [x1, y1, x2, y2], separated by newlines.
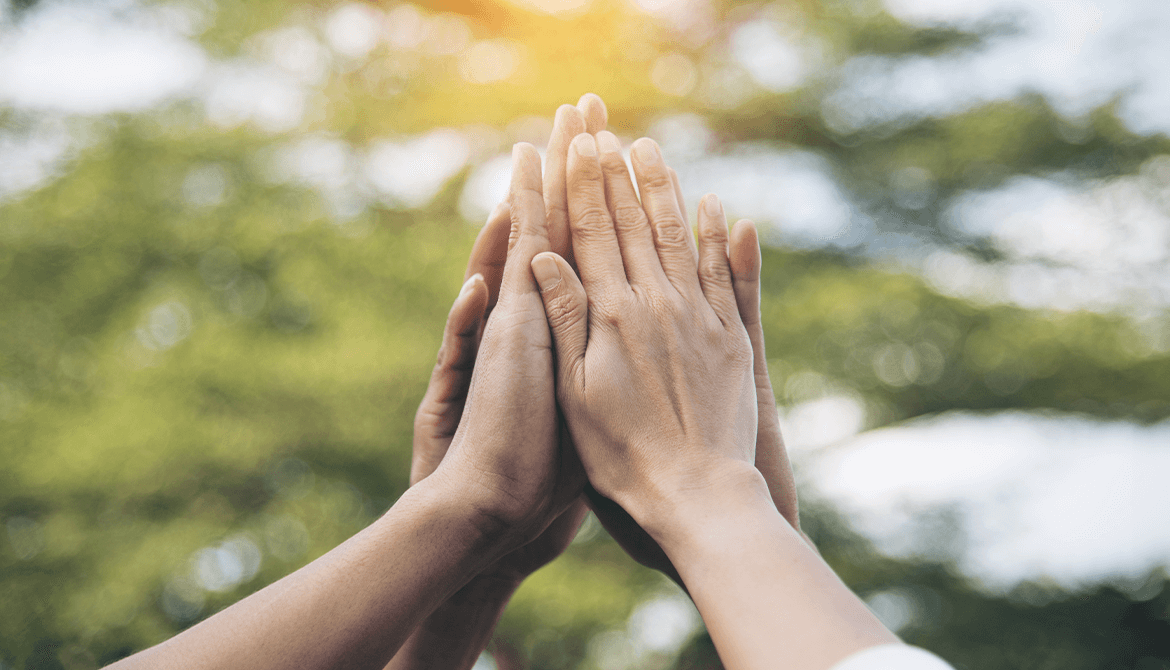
[1, 0, 1168, 668]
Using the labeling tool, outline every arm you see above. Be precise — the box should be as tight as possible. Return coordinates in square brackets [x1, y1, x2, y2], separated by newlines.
[106, 141, 583, 670]
[531, 133, 898, 670]
[106, 474, 512, 670]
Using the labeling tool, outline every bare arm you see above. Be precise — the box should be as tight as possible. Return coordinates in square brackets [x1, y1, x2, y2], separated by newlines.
[533, 133, 898, 670]
[107, 142, 583, 670]
[107, 474, 508, 670]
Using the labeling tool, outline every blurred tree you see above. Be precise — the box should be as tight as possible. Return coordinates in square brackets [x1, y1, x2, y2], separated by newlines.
[1, 0, 1167, 668]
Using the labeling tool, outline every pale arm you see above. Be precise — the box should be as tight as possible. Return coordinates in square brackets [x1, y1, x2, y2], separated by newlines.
[534, 134, 899, 670]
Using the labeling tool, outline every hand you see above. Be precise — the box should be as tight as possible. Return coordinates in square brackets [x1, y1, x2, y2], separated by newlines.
[420, 93, 608, 562]
[530, 135, 895, 670]
[530, 132, 758, 539]
[578, 139, 805, 581]
[412, 95, 607, 578]
[411, 203, 586, 581]
[387, 97, 605, 670]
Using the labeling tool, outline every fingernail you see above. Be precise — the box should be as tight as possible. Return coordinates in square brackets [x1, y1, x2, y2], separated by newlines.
[572, 133, 597, 158]
[632, 139, 660, 166]
[531, 255, 561, 291]
[703, 194, 722, 218]
[596, 131, 622, 154]
[460, 273, 482, 298]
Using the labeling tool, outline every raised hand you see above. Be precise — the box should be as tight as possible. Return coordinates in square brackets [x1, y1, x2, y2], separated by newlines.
[530, 132, 759, 538]
[389, 97, 607, 670]
[533, 134, 896, 670]
[572, 133, 805, 582]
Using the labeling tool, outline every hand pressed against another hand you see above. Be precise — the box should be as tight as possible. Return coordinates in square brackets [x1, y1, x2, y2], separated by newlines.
[410, 95, 607, 582]
[387, 98, 605, 670]
[578, 135, 805, 580]
[423, 142, 585, 558]
[531, 133, 759, 540]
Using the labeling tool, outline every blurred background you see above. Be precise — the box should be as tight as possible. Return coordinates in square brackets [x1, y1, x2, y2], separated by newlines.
[1, 0, 1169, 667]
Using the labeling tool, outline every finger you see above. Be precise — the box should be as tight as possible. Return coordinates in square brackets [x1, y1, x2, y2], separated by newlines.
[729, 219, 800, 529]
[465, 201, 511, 312]
[696, 194, 739, 326]
[412, 273, 489, 483]
[729, 219, 763, 331]
[631, 138, 701, 296]
[577, 93, 608, 134]
[595, 131, 666, 287]
[669, 167, 688, 223]
[566, 133, 629, 295]
[531, 252, 588, 386]
[544, 105, 587, 263]
[668, 167, 699, 263]
[422, 274, 489, 409]
[502, 143, 551, 299]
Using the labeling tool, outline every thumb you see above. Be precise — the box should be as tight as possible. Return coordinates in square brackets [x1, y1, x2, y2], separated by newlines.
[530, 252, 587, 384]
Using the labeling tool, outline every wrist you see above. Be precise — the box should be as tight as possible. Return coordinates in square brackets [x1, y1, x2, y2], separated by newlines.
[398, 470, 518, 569]
[631, 459, 776, 557]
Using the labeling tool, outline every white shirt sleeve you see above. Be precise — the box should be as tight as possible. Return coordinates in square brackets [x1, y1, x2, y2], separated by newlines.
[829, 644, 955, 670]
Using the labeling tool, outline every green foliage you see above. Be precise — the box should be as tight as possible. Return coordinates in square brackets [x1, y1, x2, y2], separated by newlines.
[2, 0, 1168, 668]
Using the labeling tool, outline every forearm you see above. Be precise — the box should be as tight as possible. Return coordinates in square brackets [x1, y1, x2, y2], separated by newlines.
[384, 574, 521, 670]
[108, 475, 504, 670]
[649, 463, 898, 670]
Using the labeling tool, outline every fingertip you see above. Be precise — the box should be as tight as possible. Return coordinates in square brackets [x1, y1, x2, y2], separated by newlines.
[700, 193, 724, 223]
[510, 143, 544, 191]
[577, 93, 608, 133]
[570, 132, 598, 158]
[730, 218, 758, 245]
[595, 130, 622, 155]
[554, 104, 587, 138]
[729, 219, 761, 282]
[459, 272, 484, 298]
[630, 137, 662, 168]
[450, 272, 489, 336]
[531, 253, 562, 291]
[512, 141, 539, 163]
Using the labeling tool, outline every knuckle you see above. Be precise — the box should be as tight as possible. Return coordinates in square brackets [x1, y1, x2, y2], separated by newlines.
[700, 255, 731, 283]
[544, 292, 582, 328]
[507, 218, 521, 251]
[612, 203, 648, 229]
[572, 205, 615, 239]
[640, 169, 673, 192]
[591, 294, 626, 328]
[654, 219, 689, 247]
[601, 152, 630, 175]
[644, 290, 681, 318]
[698, 222, 727, 244]
[567, 164, 603, 190]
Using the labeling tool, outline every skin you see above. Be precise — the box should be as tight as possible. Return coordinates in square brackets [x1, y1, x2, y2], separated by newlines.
[103, 95, 872, 670]
[385, 93, 607, 670]
[393, 107, 813, 668]
[103, 127, 586, 670]
[531, 133, 900, 670]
